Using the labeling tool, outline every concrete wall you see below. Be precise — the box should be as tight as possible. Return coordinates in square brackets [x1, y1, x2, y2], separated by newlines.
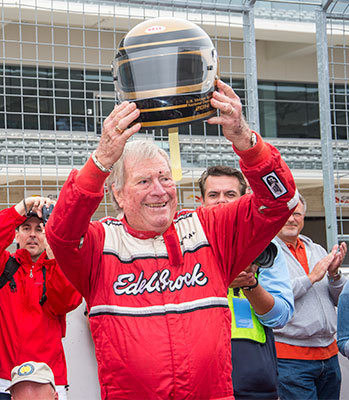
[63, 301, 100, 399]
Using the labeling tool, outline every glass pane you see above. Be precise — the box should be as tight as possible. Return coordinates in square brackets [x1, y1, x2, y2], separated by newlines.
[56, 98, 70, 114]
[24, 114, 38, 129]
[6, 96, 22, 112]
[71, 99, 84, 115]
[276, 82, 307, 102]
[56, 117, 70, 130]
[277, 102, 307, 138]
[23, 97, 38, 113]
[7, 114, 22, 129]
[40, 98, 54, 114]
[40, 115, 54, 130]
[72, 117, 86, 131]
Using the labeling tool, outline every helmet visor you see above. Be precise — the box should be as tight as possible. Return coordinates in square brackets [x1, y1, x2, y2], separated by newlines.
[114, 47, 216, 100]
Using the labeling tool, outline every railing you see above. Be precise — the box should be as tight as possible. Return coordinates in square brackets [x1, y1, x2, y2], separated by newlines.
[0, 132, 348, 171]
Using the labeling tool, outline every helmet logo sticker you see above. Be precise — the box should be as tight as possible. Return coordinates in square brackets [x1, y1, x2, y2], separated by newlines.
[145, 25, 166, 33]
[18, 363, 35, 376]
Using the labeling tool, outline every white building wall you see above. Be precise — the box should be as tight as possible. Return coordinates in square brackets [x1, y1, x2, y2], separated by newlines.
[63, 302, 101, 399]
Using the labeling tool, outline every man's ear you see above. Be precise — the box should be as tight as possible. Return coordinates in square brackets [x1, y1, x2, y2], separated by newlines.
[199, 196, 204, 205]
[112, 183, 124, 209]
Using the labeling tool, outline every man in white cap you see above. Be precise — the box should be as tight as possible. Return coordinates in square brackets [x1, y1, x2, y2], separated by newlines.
[6, 361, 58, 400]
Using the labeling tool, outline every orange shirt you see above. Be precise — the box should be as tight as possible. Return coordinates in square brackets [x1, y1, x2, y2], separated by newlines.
[275, 238, 338, 360]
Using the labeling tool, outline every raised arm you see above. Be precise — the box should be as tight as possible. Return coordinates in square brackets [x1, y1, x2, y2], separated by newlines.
[208, 80, 253, 151]
[45, 102, 141, 297]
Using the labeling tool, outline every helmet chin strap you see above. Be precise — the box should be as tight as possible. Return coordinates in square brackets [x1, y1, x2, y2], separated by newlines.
[168, 127, 182, 182]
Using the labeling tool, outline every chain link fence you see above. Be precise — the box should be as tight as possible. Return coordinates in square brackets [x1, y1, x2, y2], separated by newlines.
[0, 0, 348, 255]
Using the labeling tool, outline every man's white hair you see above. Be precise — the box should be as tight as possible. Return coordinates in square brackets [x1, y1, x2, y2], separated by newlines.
[106, 140, 171, 214]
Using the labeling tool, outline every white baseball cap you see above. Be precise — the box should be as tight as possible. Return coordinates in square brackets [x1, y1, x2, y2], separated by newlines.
[6, 361, 56, 392]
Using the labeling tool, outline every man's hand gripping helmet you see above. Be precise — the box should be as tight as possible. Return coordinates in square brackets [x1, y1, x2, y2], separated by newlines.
[112, 17, 219, 129]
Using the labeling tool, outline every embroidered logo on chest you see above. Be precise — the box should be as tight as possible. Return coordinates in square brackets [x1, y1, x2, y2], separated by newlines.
[113, 263, 208, 295]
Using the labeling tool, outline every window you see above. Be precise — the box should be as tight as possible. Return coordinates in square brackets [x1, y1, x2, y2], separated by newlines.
[258, 81, 319, 139]
[0, 65, 113, 133]
[0, 64, 346, 140]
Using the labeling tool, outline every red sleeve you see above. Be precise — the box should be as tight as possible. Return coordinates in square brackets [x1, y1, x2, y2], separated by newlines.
[44, 259, 82, 316]
[197, 135, 297, 285]
[76, 155, 109, 192]
[45, 169, 107, 300]
[0, 206, 27, 274]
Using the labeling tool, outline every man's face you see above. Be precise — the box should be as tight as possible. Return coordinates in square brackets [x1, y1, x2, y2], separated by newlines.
[15, 217, 46, 261]
[201, 175, 242, 206]
[113, 154, 177, 234]
[11, 382, 58, 400]
[277, 201, 305, 244]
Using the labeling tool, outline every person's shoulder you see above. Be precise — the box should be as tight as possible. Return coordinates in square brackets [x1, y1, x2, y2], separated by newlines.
[299, 234, 323, 248]
[299, 234, 328, 255]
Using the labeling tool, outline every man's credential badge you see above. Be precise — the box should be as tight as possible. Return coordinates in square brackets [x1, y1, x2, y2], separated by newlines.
[262, 171, 288, 198]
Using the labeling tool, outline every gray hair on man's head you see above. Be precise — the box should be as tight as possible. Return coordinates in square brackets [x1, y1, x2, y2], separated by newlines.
[106, 140, 171, 214]
[299, 193, 307, 213]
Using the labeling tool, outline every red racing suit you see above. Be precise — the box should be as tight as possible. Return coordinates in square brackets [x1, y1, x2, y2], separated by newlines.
[46, 134, 298, 399]
[0, 206, 82, 386]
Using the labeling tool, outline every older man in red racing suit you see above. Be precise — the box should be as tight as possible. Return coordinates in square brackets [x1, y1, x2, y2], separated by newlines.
[46, 80, 298, 400]
[0, 197, 82, 399]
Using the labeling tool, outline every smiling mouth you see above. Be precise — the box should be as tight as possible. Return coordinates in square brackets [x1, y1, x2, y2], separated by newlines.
[145, 202, 167, 208]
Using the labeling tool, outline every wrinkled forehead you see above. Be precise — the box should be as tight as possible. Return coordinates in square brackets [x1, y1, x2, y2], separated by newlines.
[124, 154, 172, 179]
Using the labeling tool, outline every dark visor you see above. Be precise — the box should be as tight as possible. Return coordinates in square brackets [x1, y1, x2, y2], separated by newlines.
[115, 51, 208, 94]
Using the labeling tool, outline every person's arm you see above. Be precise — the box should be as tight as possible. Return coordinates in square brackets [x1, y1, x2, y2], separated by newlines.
[14, 196, 55, 220]
[327, 242, 347, 277]
[45, 259, 82, 316]
[0, 206, 22, 274]
[45, 102, 141, 297]
[229, 265, 275, 316]
[306, 243, 347, 304]
[242, 283, 275, 315]
[0, 207, 24, 254]
[326, 242, 347, 304]
[208, 79, 255, 151]
[252, 241, 294, 328]
[201, 80, 298, 284]
[231, 240, 294, 328]
[337, 281, 349, 358]
[0, 197, 55, 268]
[284, 242, 346, 303]
[307, 245, 340, 284]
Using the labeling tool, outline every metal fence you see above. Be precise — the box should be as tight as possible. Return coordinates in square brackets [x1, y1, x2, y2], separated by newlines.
[0, 0, 252, 217]
[316, 0, 349, 252]
[0, 0, 348, 253]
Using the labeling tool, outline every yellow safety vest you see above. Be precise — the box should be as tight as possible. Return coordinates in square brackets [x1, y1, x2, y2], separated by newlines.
[227, 287, 266, 344]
